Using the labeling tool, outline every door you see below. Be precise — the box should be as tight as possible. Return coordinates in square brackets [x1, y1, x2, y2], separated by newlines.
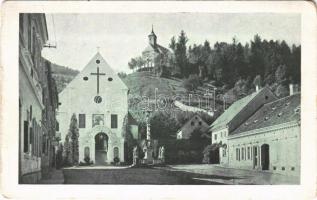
[95, 132, 108, 165]
[253, 146, 258, 169]
[261, 144, 270, 170]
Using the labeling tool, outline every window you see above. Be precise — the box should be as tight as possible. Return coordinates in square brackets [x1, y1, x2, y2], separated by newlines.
[223, 149, 226, 157]
[29, 127, 33, 155]
[111, 114, 118, 128]
[241, 147, 245, 160]
[23, 121, 29, 153]
[247, 147, 251, 160]
[199, 121, 202, 126]
[191, 121, 195, 126]
[79, 114, 86, 128]
[214, 134, 217, 141]
[236, 148, 239, 160]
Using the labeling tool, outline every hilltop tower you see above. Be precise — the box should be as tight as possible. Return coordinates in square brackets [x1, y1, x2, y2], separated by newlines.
[148, 25, 157, 46]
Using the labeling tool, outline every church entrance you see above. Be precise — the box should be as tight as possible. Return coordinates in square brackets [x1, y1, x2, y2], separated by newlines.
[261, 144, 270, 170]
[95, 132, 108, 165]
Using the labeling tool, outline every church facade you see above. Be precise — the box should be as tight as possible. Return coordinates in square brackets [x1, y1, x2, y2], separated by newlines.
[57, 53, 129, 165]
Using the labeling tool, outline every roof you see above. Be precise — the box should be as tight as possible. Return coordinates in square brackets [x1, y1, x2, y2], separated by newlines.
[231, 93, 300, 135]
[177, 114, 209, 133]
[210, 88, 266, 131]
[143, 44, 171, 55]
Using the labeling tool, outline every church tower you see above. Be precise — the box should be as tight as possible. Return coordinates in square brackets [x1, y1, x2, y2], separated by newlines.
[148, 25, 157, 46]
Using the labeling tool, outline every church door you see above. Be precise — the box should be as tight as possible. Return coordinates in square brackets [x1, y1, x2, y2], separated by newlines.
[95, 132, 108, 165]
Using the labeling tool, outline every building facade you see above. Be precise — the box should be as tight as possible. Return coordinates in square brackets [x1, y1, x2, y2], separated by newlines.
[228, 93, 300, 176]
[210, 87, 277, 166]
[19, 13, 58, 183]
[57, 53, 129, 165]
[176, 114, 209, 140]
[210, 85, 300, 177]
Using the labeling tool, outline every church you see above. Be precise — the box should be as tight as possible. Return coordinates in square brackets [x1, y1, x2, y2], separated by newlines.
[57, 52, 129, 165]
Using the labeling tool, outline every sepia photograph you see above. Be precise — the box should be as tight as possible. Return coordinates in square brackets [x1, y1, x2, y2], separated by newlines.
[18, 12, 301, 185]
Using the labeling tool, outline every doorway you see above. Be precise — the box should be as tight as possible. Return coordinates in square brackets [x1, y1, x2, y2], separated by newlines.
[95, 132, 108, 165]
[261, 144, 270, 170]
[253, 146, 258, 169]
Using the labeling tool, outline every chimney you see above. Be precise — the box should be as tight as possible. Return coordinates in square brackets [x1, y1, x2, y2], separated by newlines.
[289, 84, 294, 96]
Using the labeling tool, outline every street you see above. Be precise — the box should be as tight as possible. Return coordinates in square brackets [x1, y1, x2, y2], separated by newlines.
[39, 164, 299, 185]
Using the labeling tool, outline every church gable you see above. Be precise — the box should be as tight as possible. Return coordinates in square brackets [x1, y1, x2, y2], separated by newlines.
[60, 52, 128, 97]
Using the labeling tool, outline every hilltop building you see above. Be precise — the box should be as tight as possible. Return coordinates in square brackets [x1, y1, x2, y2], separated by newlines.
[19, 13, 59, 183]
[57, 53, 130, 165]
[209, 85, 300, 177]
[141, 26, 173, 75]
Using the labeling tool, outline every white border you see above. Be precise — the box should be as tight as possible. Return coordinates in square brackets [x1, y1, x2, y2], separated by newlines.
[1, 1, 316, 199]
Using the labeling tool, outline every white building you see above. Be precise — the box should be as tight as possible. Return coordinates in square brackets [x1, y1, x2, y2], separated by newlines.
[176, 114, 209, 140]
[210, 87, 277, 166]
[57, 53, 129, 164]
[209, 85, 300, 177]
[228, 92, 300, 176]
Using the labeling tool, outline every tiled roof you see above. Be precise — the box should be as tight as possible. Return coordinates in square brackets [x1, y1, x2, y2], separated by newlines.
[231, 93, 300, 135]
[210, 88, 265, 131]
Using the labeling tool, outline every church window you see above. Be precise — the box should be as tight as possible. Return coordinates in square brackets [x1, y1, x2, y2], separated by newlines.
[111, 114, 118, 128]
[96, 59, 100, 64]
[83, 76, 88, 81]
[23, 121, 29, 153]
[94, 95, 102, 104]
[79, 114, 86, 128]
[108, 77, 113, 82]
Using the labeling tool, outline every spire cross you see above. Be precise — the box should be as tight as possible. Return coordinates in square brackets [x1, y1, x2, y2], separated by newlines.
[90, 67, 106, 94]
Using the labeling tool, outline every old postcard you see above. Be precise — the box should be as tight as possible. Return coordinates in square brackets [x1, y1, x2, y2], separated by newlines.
[1, 1, 316, 199]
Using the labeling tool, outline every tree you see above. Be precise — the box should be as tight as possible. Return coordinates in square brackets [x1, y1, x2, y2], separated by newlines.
[128, 58, 137, 72]
[65, 113, 79, 166]
[169, 30, 189, 77]
[275, 64, 287, 84]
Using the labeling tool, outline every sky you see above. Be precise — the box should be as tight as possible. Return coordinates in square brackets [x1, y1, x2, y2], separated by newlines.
[42, 13, 300, 73]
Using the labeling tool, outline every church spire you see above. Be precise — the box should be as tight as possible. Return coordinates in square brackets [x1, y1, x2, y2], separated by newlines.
[148, 25, 157, 46]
